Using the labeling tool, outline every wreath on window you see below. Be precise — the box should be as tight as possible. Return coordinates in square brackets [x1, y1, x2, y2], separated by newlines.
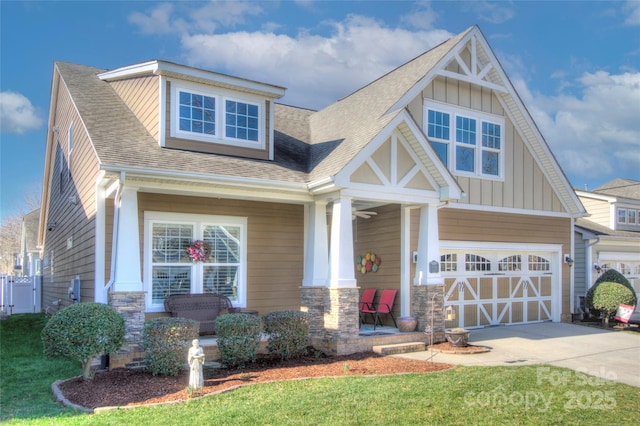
[187, 240, 209, 262]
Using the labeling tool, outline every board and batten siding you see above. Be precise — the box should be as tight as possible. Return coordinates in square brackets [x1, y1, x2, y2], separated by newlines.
[408, 75, 566, 215]
[42, 73, 101, 312]
[108, 75, 160, 142]
[136, 193, 304, 315]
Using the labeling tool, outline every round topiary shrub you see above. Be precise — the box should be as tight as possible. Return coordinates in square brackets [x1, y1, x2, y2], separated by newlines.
[42, 302, 125, 381]
[263, 310, 310, 360]
[215, 313, 262, 368]
[593, 268, 634, 289]
[588, 281, 637, 326]
[142, 317, 199, 376]
[587, 269, 637, 318]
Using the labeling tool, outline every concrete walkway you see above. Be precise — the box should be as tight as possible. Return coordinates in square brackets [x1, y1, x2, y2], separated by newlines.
[395, 322, 640, 387]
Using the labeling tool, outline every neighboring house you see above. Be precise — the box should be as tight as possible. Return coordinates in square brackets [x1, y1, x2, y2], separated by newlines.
[39, 26, 585, 368]
[18, 208, 41, 277]
[575, 179, 640, 303]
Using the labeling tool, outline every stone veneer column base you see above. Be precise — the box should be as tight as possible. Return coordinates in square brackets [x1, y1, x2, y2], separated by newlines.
[412, 285, 445, 344]
[301, 286, 326, 340]
[108, 291, 146, 369]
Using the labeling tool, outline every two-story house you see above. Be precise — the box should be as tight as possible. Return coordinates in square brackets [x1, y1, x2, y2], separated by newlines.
[575, 178, 640, 306]
[39, 26, 585, 368]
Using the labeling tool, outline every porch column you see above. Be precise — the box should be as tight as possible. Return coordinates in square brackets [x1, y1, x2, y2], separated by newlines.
[414, 204, 442, 286]
[301, 201, 329, 340]
[326, 197, 358, 339]
[329, 197, 356, 288]
[412, 204, 445, 339]
[302, 200, 329, 287]
[112, 185, 143, 291]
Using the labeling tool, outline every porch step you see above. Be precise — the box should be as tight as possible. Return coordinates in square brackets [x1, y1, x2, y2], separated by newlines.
[372, 341, 425, 356]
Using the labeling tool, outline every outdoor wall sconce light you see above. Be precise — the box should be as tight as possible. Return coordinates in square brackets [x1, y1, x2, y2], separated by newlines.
[564, 254, 574, 267]
[593, 263, 602, 272]
[445, 305, 456, 321]
[47, 221, 57, 232]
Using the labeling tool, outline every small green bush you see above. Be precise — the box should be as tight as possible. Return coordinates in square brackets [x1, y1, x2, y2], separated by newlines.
[42, 302, 125, 380]
[263, 310, 310, 360]
[587, 269, 637, 318]
[589, 281, 637, 326]
[215, 313, 262, 368]
[142, 317, 199, 376]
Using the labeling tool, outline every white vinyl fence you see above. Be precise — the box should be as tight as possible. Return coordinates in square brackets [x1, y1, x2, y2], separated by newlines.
[0, 275, 42, 315]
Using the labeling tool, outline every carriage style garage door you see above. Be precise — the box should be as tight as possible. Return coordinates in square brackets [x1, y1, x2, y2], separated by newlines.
[441, 245, 559, 329]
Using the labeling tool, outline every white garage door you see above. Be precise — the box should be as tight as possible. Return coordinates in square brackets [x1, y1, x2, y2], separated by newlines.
[441, 246, 558, 329]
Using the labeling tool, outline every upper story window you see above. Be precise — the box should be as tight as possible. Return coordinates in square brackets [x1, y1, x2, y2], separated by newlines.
[171, 82, 264, 149]
[179, 92, 216, 135]
[617, 208, 627, 224]
[425, 101, 504, 179]
[629, 209, 637, 225]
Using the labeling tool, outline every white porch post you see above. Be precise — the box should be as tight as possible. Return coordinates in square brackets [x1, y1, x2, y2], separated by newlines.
[302, 201, 329, 287]
[112, 185, 143, 291]
[329, 197, 356, 288]
[414, 204, 442, 286]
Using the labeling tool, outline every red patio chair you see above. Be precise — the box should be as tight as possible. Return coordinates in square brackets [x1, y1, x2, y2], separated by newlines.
[359, 288, 377, 326]
[361, 289, 398, 330]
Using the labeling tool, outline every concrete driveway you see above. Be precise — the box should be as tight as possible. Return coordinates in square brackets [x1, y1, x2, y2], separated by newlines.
[395, 322, 640, 387]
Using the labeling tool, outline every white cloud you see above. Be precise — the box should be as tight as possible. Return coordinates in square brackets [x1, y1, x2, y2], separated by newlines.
[461, 1, 515, 24]
[623, 0, 640, 26]
[523, 71, 640, 185]
[128, 1, 263, 35]
[181, 15, 452, 109]
[0, 91, 43, 135]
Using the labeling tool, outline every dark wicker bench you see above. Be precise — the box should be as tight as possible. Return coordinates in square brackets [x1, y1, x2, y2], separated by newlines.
[164, 293, 234, 335]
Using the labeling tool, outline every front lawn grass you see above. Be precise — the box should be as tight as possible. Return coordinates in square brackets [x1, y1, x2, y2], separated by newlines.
[2, 314, 639, 425]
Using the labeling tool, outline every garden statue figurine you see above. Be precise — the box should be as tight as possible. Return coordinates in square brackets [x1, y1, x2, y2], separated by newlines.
[188, 338, 205, 389]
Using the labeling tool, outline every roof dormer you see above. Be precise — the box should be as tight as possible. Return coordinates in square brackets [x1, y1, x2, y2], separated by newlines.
[98, 60, 286, 161]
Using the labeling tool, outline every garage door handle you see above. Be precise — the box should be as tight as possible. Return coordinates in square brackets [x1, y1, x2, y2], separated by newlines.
[484, 273, 505, 276]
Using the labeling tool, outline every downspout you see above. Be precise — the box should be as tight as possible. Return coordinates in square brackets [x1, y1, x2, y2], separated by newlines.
[103, 172, 125, 295]
[585, 236, 601, 293]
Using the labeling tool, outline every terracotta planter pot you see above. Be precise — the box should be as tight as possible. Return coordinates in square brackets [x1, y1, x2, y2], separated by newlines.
[397, 317, 417, 332]
[445, 329, 471, 347]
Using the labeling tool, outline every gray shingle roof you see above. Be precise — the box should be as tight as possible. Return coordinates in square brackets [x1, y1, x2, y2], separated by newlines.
[576, 217, 640, 238]
[592, 178, 640, 200]
[56, 62, 312, 184]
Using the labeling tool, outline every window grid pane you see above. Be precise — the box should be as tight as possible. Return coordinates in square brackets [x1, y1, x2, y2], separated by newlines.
[152, 266, 191, 304]
[482, 122, 501, 149]
[456, 146, 475, 172]
[440, 253, 457, 272]
[528, 255, 550, 272]
[456, 116, 476, 145]
[152, 223, 193, 263]
[225, 100, 259, 141]
[465, 254, 491, 272]
[179, 91, 215, 135]
[482, 150, 499, 176]
[498, 255, 522, 271]
[428, 110, 450, 140]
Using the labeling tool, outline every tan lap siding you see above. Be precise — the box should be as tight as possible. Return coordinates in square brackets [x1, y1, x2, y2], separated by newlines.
[438, 208, 572, 317]
[136, 193, 304, 314]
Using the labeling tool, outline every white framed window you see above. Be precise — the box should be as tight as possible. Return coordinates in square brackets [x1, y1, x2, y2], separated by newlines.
[628, 209, 637, 225]
[617, 208, 627, 224]
[170, 81, 264, 149]
[424, 101, 504, 179]
[144, 212, 247, 311]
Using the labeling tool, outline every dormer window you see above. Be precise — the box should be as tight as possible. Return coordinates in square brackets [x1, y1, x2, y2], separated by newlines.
[170, 81, 264, 150]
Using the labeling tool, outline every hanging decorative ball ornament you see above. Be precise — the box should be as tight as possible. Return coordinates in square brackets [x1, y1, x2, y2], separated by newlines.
[355, 252, 381, 274]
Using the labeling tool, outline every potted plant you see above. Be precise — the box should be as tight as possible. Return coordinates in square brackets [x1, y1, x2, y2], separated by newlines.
[445, 327, 471, 347]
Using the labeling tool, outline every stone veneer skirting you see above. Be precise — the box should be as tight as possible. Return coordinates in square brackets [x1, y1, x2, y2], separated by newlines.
[108, 291, 146, 369]
[412, 285, 446, 344]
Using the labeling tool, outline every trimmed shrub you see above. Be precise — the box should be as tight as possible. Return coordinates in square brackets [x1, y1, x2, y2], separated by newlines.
[594, 268, 634, 289]
[587, 269, 637, 318]
[143, 317, 199, 376]
[588, 281, 637, 326]
[42, 302, 125, 381]
[215, 313, 262, 368]
[263, 310, 310, 360]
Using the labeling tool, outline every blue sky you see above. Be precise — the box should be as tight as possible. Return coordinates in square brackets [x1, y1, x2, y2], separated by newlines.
[1, 0, 639, 222]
